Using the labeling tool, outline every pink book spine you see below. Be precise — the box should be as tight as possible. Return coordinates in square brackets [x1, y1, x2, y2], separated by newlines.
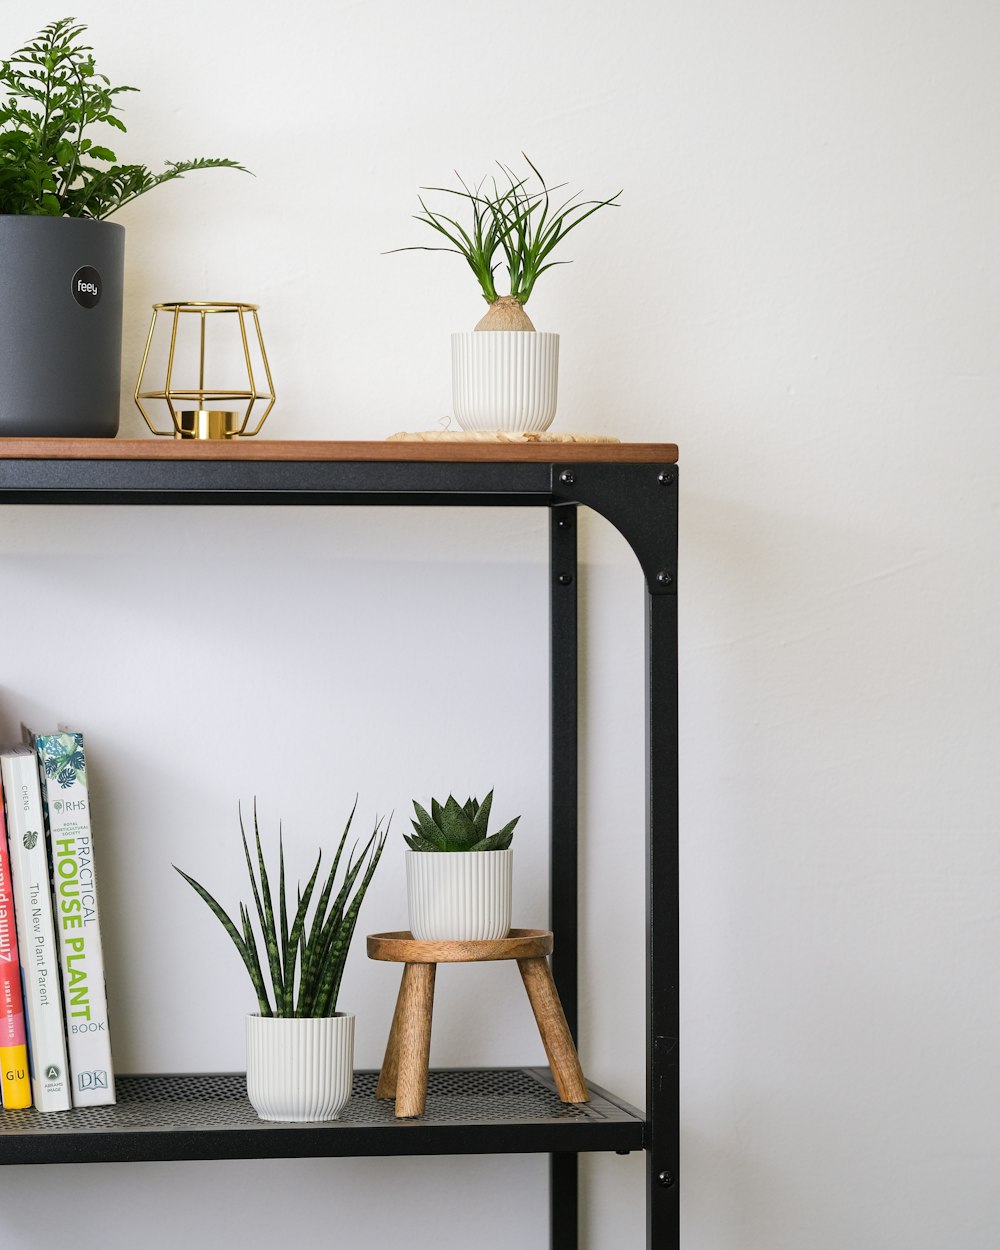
[0, 779, 31, 1108]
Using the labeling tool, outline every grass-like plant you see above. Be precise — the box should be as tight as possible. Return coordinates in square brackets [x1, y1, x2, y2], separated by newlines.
[391, 156, 621, 331]
[405, 789, 519, 852]
[174, 802, 387, 1018]
[0, 17, 247, 218]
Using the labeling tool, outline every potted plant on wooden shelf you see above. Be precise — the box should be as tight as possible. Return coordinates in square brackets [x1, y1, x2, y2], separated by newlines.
[404, 790, 519, 940]
[0, 17, 247, 438]
[175, 801, 387, 1122]
[391, 156, 620, 433]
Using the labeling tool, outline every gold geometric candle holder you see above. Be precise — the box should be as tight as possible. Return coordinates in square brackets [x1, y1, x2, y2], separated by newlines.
[134, 301, 275, 439]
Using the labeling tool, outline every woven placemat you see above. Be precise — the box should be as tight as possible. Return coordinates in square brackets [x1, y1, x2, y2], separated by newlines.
[388, 431, 620, 444]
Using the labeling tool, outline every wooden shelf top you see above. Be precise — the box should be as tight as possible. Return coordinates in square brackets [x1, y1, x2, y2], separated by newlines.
[0, 437, 678, 465]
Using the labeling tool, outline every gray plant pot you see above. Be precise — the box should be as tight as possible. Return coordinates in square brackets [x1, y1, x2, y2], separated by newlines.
[0, 216, 124, 437]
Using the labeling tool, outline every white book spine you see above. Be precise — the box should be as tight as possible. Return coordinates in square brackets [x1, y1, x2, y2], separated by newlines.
[0, 746, 71, 1112]
[36, 732, 116, 1107]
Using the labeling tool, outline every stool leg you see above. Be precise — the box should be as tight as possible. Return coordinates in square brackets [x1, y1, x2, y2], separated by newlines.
[376, 968, 410, 1099]
[517, 956, 590, 1103]
[394, 962, 437, 1118]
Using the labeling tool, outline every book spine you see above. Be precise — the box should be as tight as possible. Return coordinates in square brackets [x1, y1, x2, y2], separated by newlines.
[36, 732, 116, 1107]
[0, 777, 31, 1108]
[0, 747, 71, 1112]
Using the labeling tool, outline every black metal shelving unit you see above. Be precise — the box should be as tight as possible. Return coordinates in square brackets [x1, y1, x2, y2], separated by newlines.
[0, 441, 679, 1250]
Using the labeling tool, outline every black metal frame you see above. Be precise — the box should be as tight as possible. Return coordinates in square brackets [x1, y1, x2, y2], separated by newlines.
[0, 452, 679, 1250]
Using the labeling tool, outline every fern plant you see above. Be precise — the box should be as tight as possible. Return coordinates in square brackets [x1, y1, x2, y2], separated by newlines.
[0, 17, 247, 218]
[175, 802, 387, 1018]
[405, 790, 519, 852]
[391, 156, 620, 330]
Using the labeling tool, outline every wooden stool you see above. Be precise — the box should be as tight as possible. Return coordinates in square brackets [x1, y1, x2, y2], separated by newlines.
[367, 928, 590, 1118]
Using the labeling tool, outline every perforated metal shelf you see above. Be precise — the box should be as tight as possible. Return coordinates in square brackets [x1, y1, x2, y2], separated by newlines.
[0, 1069, 646, 1166]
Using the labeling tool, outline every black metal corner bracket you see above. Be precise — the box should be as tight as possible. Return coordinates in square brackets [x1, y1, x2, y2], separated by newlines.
[551, 464, 678, 595]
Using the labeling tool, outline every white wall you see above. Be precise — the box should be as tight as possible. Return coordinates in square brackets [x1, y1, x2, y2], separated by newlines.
[2, 1, 998, 1247]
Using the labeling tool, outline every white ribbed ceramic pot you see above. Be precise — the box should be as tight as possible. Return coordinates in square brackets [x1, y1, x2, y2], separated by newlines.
[245, 1013, 354, 1122]
[406, 849, 513, 941]
[451, 332, 559, 432]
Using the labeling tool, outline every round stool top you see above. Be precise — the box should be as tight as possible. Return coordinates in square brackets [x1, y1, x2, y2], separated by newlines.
[367, 928, 554, 964]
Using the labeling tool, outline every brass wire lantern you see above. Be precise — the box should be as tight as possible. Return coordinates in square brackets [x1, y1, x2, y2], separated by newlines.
[134, 301, 275, 438]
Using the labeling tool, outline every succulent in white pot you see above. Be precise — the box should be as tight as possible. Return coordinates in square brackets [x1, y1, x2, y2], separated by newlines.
[175, 801, 387, 1122]
[391, 157, 620, 433]
[404, 790, 519, 941]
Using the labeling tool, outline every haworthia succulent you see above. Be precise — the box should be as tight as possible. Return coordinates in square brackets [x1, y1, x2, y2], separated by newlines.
[404, 789, 519, 852]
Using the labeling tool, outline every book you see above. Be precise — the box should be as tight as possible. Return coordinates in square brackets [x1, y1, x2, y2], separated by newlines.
[35, 731, 116, 1107]
[0, 745, 71, 1112]
[0, 775, 31, 1108]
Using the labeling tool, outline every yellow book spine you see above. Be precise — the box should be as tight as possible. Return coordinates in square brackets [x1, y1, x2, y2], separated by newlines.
[0, 1044, 31, 1109]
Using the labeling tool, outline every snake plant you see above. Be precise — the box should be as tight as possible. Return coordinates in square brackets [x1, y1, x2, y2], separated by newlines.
[175, 801, 387, 1017]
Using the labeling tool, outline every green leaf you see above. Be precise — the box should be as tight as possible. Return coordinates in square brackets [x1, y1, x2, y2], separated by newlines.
[242, 805, 284, 1009]
[404, 832, 439, 852]
[438, 795, 478, 848]
[412, 801, 447, 849]
[173, 866, 271, 1014]
[470, 826, 515, 852]
[492, 816, 520, 846]
[472, 789, 493, 840]
[0, 18, 248, 217]
[312, 825, 386, 1016]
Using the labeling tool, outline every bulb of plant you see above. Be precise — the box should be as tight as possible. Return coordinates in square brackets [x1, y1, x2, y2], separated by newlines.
[175, 801, 387, 1121]
[404, 790, 519, 941]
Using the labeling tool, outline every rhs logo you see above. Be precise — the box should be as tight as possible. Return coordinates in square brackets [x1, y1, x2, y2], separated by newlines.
[71, 266, 101, 308]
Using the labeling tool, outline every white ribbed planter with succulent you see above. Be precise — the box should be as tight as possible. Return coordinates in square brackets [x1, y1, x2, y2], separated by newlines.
[405, 790, 519, 941]
[392, 158, 620, 433]
[175, 801, 387, 1122]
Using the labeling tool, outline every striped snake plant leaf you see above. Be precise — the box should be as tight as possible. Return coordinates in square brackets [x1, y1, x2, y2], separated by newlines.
[239, 901, 272, 1015]
[278, 831, 289, 990]
[312, 825, 387, 1016]
[307, 827, 386, 1016]
[172, 865, 272, 1014]
[240, 805, 284, 1010]
[281, 850, 324, 1016]
[298, 840, 371, 1015]
[299, 800, 357, 997]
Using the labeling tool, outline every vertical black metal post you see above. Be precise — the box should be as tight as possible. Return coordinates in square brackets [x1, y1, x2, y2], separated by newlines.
[549, 504, 579, 1250]
[646, 588, 680, 1247]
